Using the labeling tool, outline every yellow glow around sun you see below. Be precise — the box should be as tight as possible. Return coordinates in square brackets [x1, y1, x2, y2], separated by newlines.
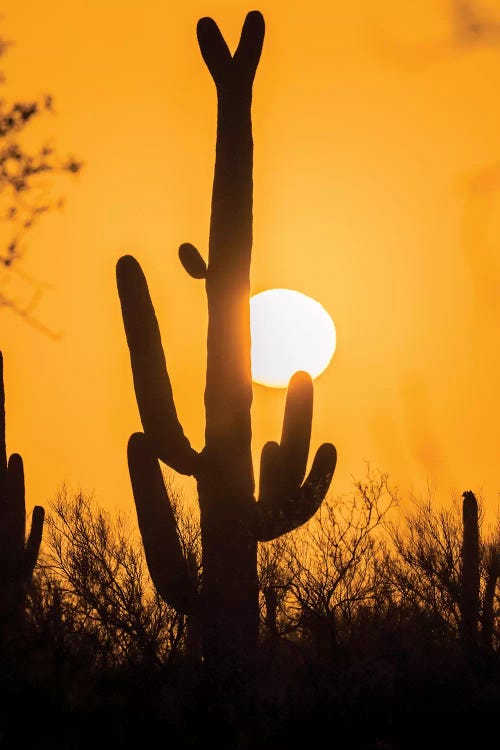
[250, 289, 336, 388]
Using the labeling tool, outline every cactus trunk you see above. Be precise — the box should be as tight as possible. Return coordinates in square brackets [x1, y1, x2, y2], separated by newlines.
[196, 12, 260, 692]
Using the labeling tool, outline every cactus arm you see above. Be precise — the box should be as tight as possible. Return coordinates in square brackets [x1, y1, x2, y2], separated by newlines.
[279, 371, 313, 491]
[197, 12, 264, 92]
[24, 505, 45, 582]
[256, 371, 336, 541]
[4, 453, 26, 567]
[3, 453, 44, 586]
[291, 442, 337, 522]
[179, 243, 207, 279]
[257, 442, 336, 541]
[257, 371, 313, 509]
[232, 11, 266, 83]
[116, 255, 198, 476]
[127, 432, 197, 615]
[196, 17, 232, 85]
[258, 440, 283, 506]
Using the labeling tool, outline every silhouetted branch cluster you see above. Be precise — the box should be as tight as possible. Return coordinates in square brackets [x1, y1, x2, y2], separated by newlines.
[35, 483, 201, 673]
[452, 0, 500, 46]
[0, 64, 82, 266]
[387, 496, 463, 636]
[0, 33, 82, 333]
[370, 0, 500, 73]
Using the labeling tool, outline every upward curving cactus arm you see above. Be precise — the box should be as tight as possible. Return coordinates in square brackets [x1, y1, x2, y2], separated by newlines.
[0, 351, 44, 614]
[116, 255, 199, 476]
[280, 370, 314, 493]
[3, 453, 44, 585]
[256, 371, 337, 541]
[197, 11, 264, 102]
[127, 432, 197, 614]
[24, 504, 45, 582]
[256, 444, 337, 541]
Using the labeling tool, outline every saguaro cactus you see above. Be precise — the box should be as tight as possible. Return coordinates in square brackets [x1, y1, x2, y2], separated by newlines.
[480, 542, 500, 653]
[116, 10, 336, 697]
[0, 351, 45, 646]
[460, 490, 480, 660]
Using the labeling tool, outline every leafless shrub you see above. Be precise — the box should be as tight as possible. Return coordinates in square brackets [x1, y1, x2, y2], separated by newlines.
[38, 481, 200, 670]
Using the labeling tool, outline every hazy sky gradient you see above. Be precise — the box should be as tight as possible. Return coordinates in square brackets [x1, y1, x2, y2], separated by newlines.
[0, 0, 498, 522]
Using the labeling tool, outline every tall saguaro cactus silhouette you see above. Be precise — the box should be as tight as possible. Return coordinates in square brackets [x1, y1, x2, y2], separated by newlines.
[0, 351, 44, 648]
[116, 10, 337, 696]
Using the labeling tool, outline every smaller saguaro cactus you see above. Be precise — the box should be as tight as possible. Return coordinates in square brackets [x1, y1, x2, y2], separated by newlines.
[480, 542, 500, 653]
[0, 351, 44, 645]
[460, 489, 480, 660]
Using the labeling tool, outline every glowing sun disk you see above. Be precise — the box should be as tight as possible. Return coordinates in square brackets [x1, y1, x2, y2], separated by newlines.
[250, 288, 336, 388]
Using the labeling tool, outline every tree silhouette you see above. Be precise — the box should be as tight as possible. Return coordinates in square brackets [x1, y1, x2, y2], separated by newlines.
[38, 480, 203, 671]
[387, 493, 463, 638]
[0, 30, 82, 331]
[116, 10, 337, 718]
[285, 469, 397, 663]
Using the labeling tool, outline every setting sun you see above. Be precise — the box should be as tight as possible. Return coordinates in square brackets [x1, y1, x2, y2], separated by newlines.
[250, 288, 336, 388]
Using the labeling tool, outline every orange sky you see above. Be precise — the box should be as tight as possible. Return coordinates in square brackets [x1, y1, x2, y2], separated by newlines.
[0, 0, 498, 525]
